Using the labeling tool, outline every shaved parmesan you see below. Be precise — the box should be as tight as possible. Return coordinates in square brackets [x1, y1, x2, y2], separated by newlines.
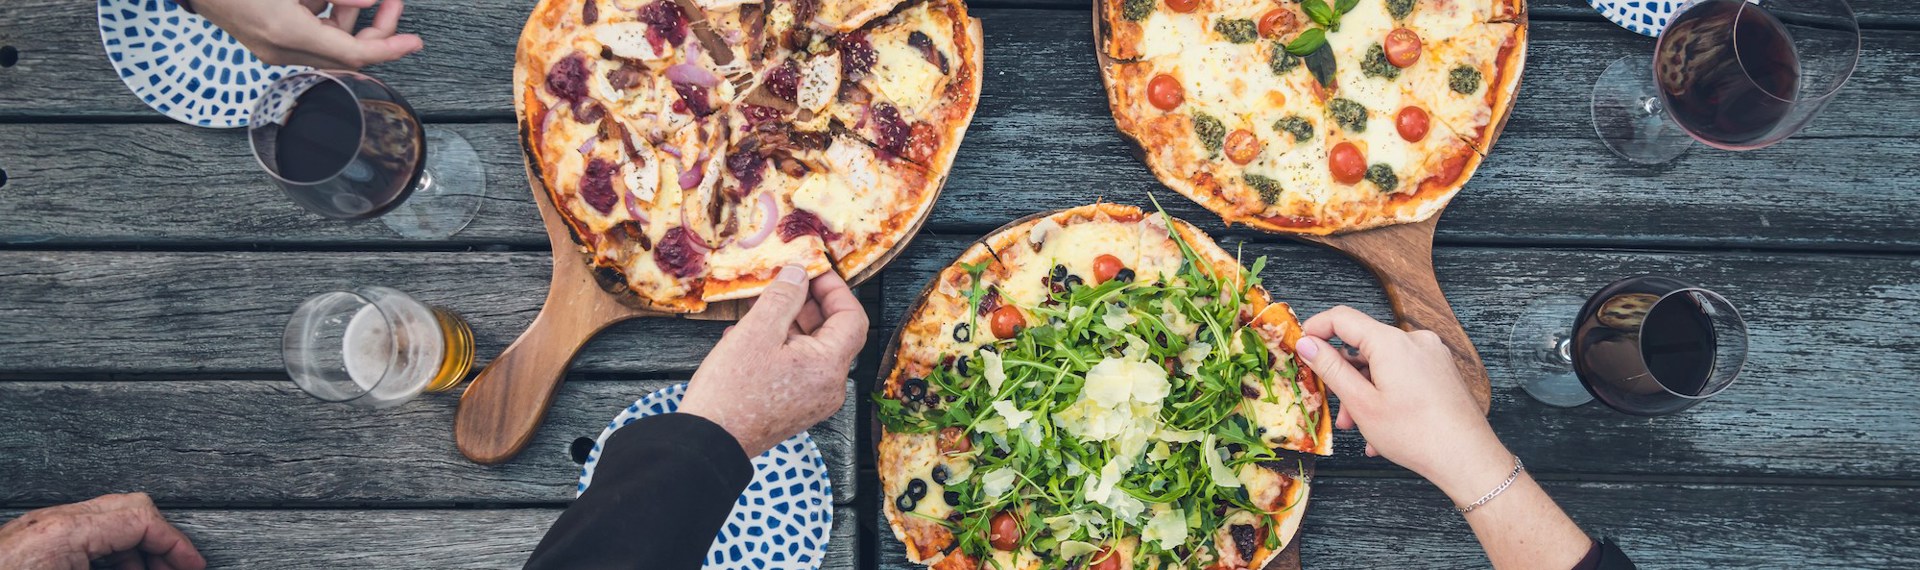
[1178, 341, 1212, 378]
[992, 400, 1033, 429]
[982, 349, 1007, 393]
[1083, 358, 1135, 407]
[1203, 435, 1242, 489]
[979, 467, 1016, 498]
[1059, 540, 1100, 558]
[1103, 304, 1138, 331]
[1141, 504, 1189, 549]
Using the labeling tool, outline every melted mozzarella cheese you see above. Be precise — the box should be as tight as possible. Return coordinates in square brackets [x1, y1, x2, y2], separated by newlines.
[796, 51, 842, 113]
[869, 40, 942, 114]
[594, 22, 670, 62]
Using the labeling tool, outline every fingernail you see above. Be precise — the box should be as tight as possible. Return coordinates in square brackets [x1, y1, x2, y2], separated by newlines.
[1294, 337, 1320, 359]
[777, 264, 806, 285]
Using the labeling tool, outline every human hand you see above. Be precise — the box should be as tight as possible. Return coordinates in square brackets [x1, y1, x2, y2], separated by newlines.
[0, 493, 206, 570]
[679, 265, 868, 457]
[192, 0, 424, 69]
[1294, 306, 1515, 503]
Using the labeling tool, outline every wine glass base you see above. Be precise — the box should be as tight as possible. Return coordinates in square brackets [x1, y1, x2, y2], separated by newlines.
[1508, 296, 1596, 408]
[383, 128, 486, 239]
[1591, 55, 1695, 165]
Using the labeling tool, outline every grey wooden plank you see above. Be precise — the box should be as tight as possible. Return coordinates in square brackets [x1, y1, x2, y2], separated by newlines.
[0, 250, 730, 375]
[0, 505, 858, 569]
[0, 379, 859, 505]
[3, 22, 1918, 249]
[881, 235, 1920, 479]
[874, 478, 1920, 569]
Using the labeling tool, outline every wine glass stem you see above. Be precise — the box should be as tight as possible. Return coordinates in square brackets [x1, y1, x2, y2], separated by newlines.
[1554, 335, 1573, 364]
[1641, 96, 1665, 117]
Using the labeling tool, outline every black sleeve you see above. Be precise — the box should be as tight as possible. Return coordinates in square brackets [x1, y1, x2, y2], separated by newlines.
[523, 413, 752, 570]
[1572, 538, 1637, 570]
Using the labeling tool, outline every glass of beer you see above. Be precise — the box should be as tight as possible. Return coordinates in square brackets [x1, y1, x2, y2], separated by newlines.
[283, 286, 475, 408]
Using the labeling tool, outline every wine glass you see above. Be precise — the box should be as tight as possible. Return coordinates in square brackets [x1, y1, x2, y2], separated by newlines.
[248, 70, 487, 239]
[284, 286, 476, 408]
[1591, 0, 1859, 164]
[1508, 276, 1749, 416]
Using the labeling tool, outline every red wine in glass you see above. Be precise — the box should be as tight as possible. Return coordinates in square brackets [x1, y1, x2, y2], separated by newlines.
[249, 70, 487, 239]
[1588, 0, 1859, 164]
[1654, 0, 1801, 149]
[1509, 276, 1748, 414]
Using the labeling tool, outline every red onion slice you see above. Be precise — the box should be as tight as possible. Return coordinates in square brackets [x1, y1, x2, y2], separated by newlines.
[737, 192, 779, 249]
[659, 143, 682, 158]
[666, 63, 720, 87]
[577, 136, 598, 156]
[678, 160, 706, 189]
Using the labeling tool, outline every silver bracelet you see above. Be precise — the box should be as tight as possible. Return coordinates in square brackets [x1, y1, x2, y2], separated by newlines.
[1456, 455, 1524, 514]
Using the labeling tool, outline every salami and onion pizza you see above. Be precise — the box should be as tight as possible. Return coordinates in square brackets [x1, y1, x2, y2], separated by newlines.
[514, 0, 982, 312]
[877, 203, 1333, 570]
[1100, 0, 1526, 234]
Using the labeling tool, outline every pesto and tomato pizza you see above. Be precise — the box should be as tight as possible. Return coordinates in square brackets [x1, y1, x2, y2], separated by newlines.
[514, 0, 982, 312]
[1099, 0, 1526, 234]
[877, 203, 1333, 570]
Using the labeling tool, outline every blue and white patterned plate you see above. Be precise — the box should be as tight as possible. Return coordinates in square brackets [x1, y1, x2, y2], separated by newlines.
[1589, 0, 1682, 37]
[578, 383, 833, 570]
[97, 0, 308, 128]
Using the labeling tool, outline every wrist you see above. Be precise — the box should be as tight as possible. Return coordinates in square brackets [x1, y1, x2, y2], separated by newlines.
[1424, 434, 1517, 505]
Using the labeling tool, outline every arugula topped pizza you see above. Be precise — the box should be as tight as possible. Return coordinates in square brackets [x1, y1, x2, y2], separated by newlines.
[514, 0, 982, 312]
[877, 203, 1333, 570]
[1098, 0, 1526, 234]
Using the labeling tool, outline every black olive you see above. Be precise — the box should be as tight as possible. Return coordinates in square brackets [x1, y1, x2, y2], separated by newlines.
[947, 511, 964, 522]
[1256, 427, 1268, 435]
[902, 378, 928, 402]
[1062, 275, 1085, 289]
[1050, 264, 1068, 283]
[1226, 443, 1245, 456]
[907, 478, 928, 500]
[895, 493, 917, 511]
[953, 322, 971, 342]
[1115, 268, 1136, 283]
[932, 464, 950, 484]
[942, 490, 960, 505]
[982, 343, 1000, 354]
[954, 355, 971, 375]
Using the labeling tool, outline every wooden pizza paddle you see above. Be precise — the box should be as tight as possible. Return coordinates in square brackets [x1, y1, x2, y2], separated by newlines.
[455, 148, 937, 466]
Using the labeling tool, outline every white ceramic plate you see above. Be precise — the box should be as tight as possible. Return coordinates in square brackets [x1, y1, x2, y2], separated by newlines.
[578, 383, 834, 569]
[97, 0, 307, 128]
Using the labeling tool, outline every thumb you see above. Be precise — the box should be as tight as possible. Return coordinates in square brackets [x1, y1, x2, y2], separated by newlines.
[736, 265, 811, 345]
[1295, 336, 1376, 403]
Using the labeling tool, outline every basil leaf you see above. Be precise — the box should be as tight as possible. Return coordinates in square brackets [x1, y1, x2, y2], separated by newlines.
[1335, 0, 1360, 15]
[1301, 0, 1336, 26]
[1304, 42, 1337, 88]
[1283, 27, 1327, 56]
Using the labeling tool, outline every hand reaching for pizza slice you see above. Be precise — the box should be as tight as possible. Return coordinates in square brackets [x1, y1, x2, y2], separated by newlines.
[680, 264, 869, 457]
[191, 0, 425, 69]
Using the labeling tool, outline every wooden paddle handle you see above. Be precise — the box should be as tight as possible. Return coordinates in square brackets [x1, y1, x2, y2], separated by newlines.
[1371, 254, 1493, 413]
[454, 310, 603, 465]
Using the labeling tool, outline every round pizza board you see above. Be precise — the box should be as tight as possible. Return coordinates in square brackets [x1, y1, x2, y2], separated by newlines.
[1088, 0, 1529, 418]
[874, 205, 1318, 570]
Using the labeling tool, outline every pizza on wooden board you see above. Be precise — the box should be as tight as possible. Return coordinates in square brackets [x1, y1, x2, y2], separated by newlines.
[877, 203, 1334, 570]
[514, 0, 983, 312]
[1099, 0, 1526, 235]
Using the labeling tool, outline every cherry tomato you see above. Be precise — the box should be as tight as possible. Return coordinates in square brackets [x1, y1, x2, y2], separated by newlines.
[1396, 106, 1430, 142]
[1092, 254, 1125, 283]
[1385, 28, 1423, 68]
[1224, 129, 1263, 164]
[1257, 8, 1298, 39]
[1164, 0, 1200, 13]
[989, 305, 1026, 339]
[936, 426, 971, 454]
[1147, 74, 1184, 111]
[1089, 547, 1123, 570]
[988, 512, 1022, 551]
[1329, 142, 1366, 185]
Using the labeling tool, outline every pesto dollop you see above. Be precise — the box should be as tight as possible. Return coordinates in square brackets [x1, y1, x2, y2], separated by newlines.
[1328, 98, 1367, 133]
[1449, 65, 1483, 94]
[1214, 18, 1259, 44]
[1193, 112, 1227, 157]
[1361, 44, 1400, 80]
[1244, 174, 1285, 204]
[1123, 0, 1155, 21]
[1273, 116, 1314, 142]
[1366, 163, 1399, 193]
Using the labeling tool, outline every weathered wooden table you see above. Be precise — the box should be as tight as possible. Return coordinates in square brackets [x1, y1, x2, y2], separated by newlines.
[2, 0, 1917, 567]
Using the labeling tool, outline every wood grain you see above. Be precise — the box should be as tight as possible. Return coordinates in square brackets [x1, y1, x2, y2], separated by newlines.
[1300, 218, 1491, 412]
[883, 236, 1920, 479]
[4, 24, 1919, 250]
[874, 478, 1920, 569]
[0, 379, 858, 506]
[0, 506, 859, 569]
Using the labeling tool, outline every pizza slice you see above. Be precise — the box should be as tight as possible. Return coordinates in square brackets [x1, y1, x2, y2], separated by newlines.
[828, 0, 982, 174]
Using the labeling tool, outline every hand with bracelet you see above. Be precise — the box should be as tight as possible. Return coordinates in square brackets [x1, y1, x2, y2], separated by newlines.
[1293, 306, 1635, 569]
